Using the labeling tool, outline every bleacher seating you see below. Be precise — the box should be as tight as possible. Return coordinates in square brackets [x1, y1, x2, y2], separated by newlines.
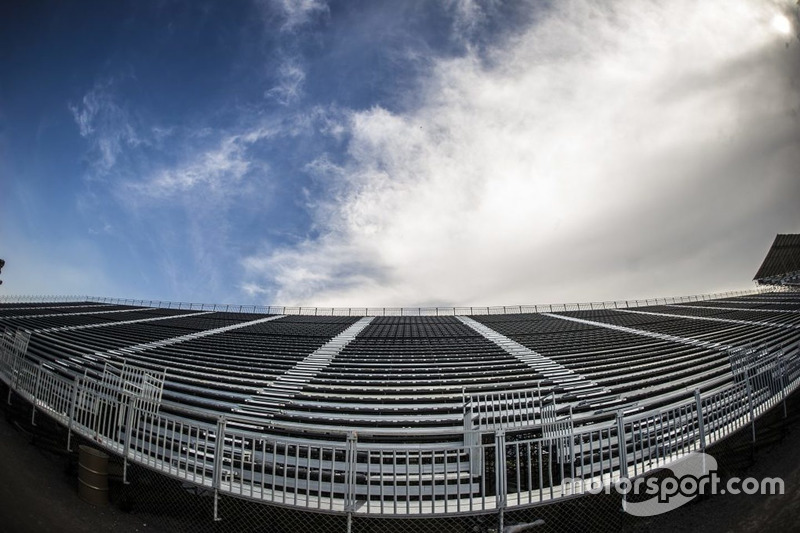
[0, 292, 796, 439]
[1, 290, 800, 516]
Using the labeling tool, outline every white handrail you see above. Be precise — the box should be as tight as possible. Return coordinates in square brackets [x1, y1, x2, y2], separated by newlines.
[0, 286, 780, 317]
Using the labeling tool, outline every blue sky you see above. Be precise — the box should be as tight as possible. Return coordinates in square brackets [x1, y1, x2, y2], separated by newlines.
[1, 0, 799, 308]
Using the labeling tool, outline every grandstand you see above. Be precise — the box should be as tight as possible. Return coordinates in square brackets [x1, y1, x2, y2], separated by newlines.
[1, 244, 799, 530]
[754, 234, 800, 287]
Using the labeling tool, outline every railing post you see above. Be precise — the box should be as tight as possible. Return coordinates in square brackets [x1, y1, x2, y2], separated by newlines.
[213, 416, 227, 522]
[616, 410, 628, 480]
[494, 429, 507, 511]
[694, 389, 706, 451]
[122, 396, 136, 484]
[345, 431, 358, 529]
[776, 349, 788, 419]
[67, 378, 79, 451]
[7, 346, 19, 405]
[781, 360, 788, 420]
[745, 377, 756, 443]
[616, 410, 628, 511]
[463, 395, 482, 473]
[31, 363, 43, 426]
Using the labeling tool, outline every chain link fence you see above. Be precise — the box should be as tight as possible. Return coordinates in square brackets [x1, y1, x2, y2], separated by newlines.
[2, 379, 799, 533]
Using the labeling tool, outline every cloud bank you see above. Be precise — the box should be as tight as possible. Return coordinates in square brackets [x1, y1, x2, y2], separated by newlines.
[243, 0, 800, 306]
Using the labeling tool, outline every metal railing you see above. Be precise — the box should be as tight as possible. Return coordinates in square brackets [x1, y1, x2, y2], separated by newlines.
[0, 287, 781, 316]
[1, 327, 799, 523]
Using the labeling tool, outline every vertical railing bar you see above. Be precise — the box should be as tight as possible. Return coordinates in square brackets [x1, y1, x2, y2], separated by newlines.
[393, 449, 399, 514]
[537, 437, 543, 500]
[293, 442, 299, 506]
[378, 449, 384, 514]
[417, 449, 422, 515]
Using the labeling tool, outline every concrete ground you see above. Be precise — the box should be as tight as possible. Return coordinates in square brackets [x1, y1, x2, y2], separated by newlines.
[0, 407, 161, 533]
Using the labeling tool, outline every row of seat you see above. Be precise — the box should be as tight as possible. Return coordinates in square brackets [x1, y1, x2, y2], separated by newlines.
[2, 292, 799, 439]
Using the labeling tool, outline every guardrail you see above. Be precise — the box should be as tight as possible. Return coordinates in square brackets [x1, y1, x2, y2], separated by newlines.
[0, 286, 779, 316]
[1, 325, 799, 526]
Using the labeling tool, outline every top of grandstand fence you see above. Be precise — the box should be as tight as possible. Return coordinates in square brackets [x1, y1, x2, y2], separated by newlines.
[754, 234, 800, 285]
[0, 287, 779, 317]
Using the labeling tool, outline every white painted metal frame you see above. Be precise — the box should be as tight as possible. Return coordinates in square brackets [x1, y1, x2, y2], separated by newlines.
[1, 325, 799, 520]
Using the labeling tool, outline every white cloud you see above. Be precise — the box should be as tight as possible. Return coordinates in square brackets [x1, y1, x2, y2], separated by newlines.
[240, 282, 272, 297]
[446, 0, 492, 41]
[88, 221, 113, 236]
[271, 0, 328, 32]
[69, 80, 141, 175]
[257, 0, 329, 107]
[243, 0, 800, 307]
[111, 126, 276, 299]
[266, 59, 307, 105]
[122, 128, 273, 201]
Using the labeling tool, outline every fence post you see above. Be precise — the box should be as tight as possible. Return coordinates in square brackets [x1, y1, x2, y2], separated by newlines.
[345, 431, 358, 533]
[745, 377, 756, 443]
[494, 429, 507, 507]
[616, 410, 628, 511]
[694, 389, 706, 451]
[122, 396, 136, 484]
[67, 378, 79, 451]
[781, 361, 788, 420]
[31, 363, 43, 426]
[777, 349, 788, 419]
[616, 411, 628, 478]
[463, 395, 482, 473]
[213, 416, 227, 521]
[7, 348, 19, 405]
[494, 429, 506, 532]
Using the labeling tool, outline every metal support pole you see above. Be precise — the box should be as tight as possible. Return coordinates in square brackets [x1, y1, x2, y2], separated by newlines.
[616, 410, 628, 511]
[213, 489, 220, 522]
[745, 377, 756, 444]
[345, 431, 358, 514]
[694, 389, 706, 451]
[6, 368, 13, 405]
[568, 405, 575, 477]
[616, 411, 628, 479]
[122, 455, 129, 486]
[494, 429, 507, 510]
[779, 355, 788, 419]
[31, 364, 42, 426]
[67, 380, 79, 452]
[213, 416, 226, 521]
[123, 399, 135, 485]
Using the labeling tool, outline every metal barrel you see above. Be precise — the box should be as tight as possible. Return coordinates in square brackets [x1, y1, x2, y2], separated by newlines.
[78, 445, 109, 506]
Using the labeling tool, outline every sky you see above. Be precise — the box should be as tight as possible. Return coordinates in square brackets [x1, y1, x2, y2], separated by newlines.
[1, 0, 799, 308]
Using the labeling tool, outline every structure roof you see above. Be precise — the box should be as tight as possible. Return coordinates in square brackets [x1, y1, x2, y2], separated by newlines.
[754, 234, 800, 281]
